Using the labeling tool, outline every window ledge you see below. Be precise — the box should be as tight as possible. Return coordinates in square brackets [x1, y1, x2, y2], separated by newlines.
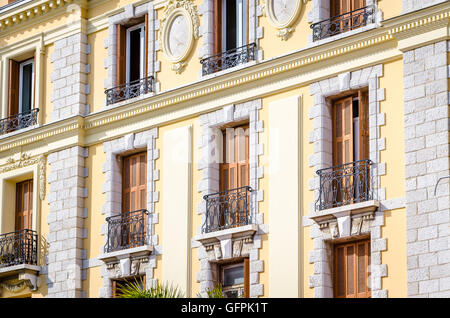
[0, 264, 41, 291]
[307, 23, 379, 48]
[97, 245, 153, 264]
[310, 199, 380, 224]
[194, 224, 258, 246]
[0, 124, 39, 141]
[104, 92, 155, 110]
[200, 60, 258, 81]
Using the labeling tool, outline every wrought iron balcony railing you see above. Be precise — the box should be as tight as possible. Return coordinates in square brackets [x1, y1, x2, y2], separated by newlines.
[105, 76, 154, 106]
[200, 43, 257, 76]
[104, 209, 150, 253]
[0, 108, 39, 136]
[310, 5, 375, 42]
[202, 186, 253, 234]
[0, 229, 38, 268]
[315, 159, 374, 211]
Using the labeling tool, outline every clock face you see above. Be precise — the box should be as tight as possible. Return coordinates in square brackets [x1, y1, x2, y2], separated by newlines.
[271, 0, 297, 25]
[168, 14, 189, 59]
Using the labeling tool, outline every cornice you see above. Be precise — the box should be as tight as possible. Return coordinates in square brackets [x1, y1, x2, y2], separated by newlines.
[0, 2, 448, 156]
[0, 0, 75, 33]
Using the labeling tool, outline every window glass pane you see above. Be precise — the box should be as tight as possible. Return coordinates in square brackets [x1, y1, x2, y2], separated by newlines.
[128, 27, 143, 82]
[223, 265, 244, 287]
[21, 62, 33, 113]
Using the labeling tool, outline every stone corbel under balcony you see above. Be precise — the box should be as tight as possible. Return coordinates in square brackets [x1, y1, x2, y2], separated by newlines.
[0, 264, 41, 294]
[310, 200, 380, 240]
[194, 224, 258, 262]
[97, 245, 153, 278]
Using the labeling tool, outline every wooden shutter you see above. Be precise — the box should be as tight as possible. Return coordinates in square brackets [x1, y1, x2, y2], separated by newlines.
[122, 152, 147, 213]
[8, 59, 20, 117]
[334, 239, 371, 298]
[116, 24, 127, 86]
[244, 258, 249, 298]
[213, 0, 222, 54]
[15, 180, 33, 231]
[220, 124, 249, 191]
[352, 0, 366, 11]
[333, 97, 354, 167]
[358, 90, 369, 161]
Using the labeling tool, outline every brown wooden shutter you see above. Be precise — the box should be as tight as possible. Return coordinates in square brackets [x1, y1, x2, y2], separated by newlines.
[352, 0, 366, 11]
[213, 0, 222, 54]
[122, 152, 147, 213]
[333, 97, 354, 167]
[358, 90, 369, 161]
[8, 59, 20, 117]
[220, 124, 249, 191]
[334, 239, 371, 298]
[116, 24, 127, 86]
[244, 258, 250, 298]
[15, 180, 33, 231]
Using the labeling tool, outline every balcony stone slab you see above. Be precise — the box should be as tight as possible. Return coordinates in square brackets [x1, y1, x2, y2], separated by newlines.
[194, 224, 258, 262]
[0, 264, 41, 292]
[310, 200, 380, 240]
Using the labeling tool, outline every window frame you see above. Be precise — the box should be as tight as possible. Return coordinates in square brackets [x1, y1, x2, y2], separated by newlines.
[125, 23, 146, 84]
[18, 58, 35, 115]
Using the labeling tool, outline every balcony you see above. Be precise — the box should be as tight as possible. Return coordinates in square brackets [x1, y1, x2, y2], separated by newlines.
[310, 5, 375, 42]
[202, 186, 253, 234]
[103, 209, 151, 253]
[0, 108, 39, 136]
[315, 159, 374, 212]
[105, 76, 154, 106]
[0, 229, 38, 268]
[200, 43, 257, 76]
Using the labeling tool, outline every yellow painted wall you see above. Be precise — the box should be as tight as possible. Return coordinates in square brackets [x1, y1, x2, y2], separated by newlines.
[87, 29, 108, 114]
[381, 208, 407, 297]
[379, 59, 405, 200]
[258, 0, 311, 61]
[378, 0, 403, 21]
[155, 0, 203, 93]
[42, 44, 53, 125]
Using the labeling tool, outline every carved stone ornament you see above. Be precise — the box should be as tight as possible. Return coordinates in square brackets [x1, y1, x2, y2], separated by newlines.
[263, 0, 308, 41]
[0, 153, 46, 200]
[0, 278, 32, 295]
[159, 0, 200, 72]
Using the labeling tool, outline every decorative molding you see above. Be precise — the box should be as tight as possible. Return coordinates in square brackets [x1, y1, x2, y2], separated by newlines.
[264, 0, 308, 40]
[159, 0, 200, 72]
[0, 153, 46, 200]
[0, 0, 75, 33]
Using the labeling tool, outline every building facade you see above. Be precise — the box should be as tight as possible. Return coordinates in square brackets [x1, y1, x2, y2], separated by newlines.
[0, 0, 448, 298]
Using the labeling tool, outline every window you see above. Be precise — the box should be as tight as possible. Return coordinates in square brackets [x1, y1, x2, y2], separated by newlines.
[15, 179, 33, 231]
[334, 239, 371, 298]
[112, 275, 146, 298]
[330, 0, 367, 33]
[116, 18, 147, 87]
[332, 89, 368, 167]
[220, 124, 249, 191]
[215, 0, 248, 54]
[220, 259, 249, 298]
[8, 57, 35, 118]
[122, 152, 147, 213]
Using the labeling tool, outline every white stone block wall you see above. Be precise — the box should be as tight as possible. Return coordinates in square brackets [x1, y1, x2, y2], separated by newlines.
[50, 33, 90, 121]
[196, 99, 266, 297]
[402, 0, 448, 14]
[46, 146, 88, 298]
[403, 40, 450, 298]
